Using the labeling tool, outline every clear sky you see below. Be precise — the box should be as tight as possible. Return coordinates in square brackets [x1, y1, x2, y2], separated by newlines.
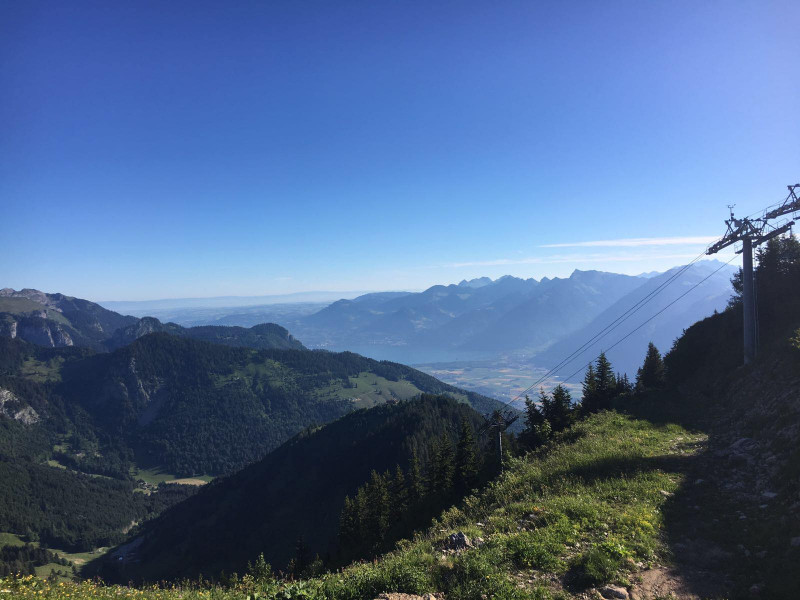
[2, 1, 798, 301]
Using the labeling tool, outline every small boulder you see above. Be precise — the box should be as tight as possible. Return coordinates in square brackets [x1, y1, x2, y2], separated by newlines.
[790, 537, 800, 547]
[443, 531, 472, 551]
[599, 585, 629, 599]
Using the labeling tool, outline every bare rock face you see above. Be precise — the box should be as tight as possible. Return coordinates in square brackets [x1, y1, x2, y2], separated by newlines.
[0, 388, 40, 425]
[15, 318, 74, 347]
[52, 323, 74, 346]
[18, 319, 55, 346]
[0, 319, 17, 339]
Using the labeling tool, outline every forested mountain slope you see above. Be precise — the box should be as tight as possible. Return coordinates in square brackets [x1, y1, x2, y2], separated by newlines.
[0, 331, 508, 556]
[104, 317, 305, 351]
[98, 396, 491, 583]
[1, 333, 504, 478]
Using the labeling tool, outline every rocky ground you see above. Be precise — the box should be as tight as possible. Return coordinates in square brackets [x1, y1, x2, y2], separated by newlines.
[630, 353, 800, 599]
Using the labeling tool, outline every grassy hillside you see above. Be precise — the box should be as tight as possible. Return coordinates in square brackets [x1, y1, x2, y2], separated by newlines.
[4, 411, 701, 599]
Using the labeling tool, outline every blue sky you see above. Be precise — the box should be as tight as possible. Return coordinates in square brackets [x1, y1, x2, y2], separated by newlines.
[2, 1, 798, 301]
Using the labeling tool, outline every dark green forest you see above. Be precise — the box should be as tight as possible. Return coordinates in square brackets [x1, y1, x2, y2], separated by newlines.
[94, 395, 492, 583]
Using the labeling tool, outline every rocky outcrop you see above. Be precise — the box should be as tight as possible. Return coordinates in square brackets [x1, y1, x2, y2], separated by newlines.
[441, 531, 482, 553]
[0, 318, 17, 339]
[0, 388, 40, 425]
[15, 317, 74, 347]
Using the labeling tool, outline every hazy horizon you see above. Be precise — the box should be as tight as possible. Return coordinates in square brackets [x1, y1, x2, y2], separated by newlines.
[78, 256, 732, 305]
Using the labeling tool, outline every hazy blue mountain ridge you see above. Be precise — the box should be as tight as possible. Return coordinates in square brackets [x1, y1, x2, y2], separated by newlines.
[290, 270, 649, 362]
[533, 261, 737, 377]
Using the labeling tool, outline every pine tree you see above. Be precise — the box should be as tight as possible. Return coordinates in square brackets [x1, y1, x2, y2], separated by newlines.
[430, 433, 454, 496]
[581, 353, 617, 413]
[407, 447, 425, 505]
[616, 372, 633, 396]
[595, 352, 616, 408]
[389, 464, 408, 522]
[364, 470, 390, 546]
[581, 363, 598, 413]
[521, 393, 547, 449]
[546, 384, 573, 432]
[635, 342, 665, 392]
[454, 418, 479, 493]
[338, 495, 359, 550]
[354, 485, 369, 539]
[538, 387, 554, 424]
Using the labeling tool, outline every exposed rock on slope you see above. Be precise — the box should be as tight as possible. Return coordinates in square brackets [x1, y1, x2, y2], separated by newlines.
[0, 388, 40, 424]
[0, 288, 137, 349]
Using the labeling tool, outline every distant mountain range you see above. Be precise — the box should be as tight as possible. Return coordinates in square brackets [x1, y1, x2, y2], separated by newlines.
[3, 259, 737, 389]
[282, 262, 736, 369]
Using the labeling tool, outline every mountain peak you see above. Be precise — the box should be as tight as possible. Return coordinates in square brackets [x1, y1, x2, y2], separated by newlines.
[458, 277, 493, 289]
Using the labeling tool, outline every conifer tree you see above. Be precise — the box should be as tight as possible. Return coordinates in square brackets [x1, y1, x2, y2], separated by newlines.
[538, 387, 554, 424]
[338, 495, 359, 549]
[364, 470, 390, 545]
[616, 372, 633, 396]
[430, 433, 454, 495]
[546, 384, 573, 432]
[389, 465, 408, 522]
[581, 363, 598, 413]
[407, 448, 425, 505]
[521, 393, 547, 449]
[635, 342, 665, 392]
[595, 352, 616, 408]
[581, 353, 617, 413]
[354, 485, 369, 539]
[454, 418, 479, 493]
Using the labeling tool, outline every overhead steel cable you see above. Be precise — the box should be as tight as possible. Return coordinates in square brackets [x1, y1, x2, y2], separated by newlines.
[502, 248, 711, 407]
[558, 255, 737, 385]
[494, 188, 793, 412]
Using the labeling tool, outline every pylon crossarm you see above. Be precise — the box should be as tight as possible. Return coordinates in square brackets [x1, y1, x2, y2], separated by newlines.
[753, 221, 795, 248]
[764, 184, 800, 221]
